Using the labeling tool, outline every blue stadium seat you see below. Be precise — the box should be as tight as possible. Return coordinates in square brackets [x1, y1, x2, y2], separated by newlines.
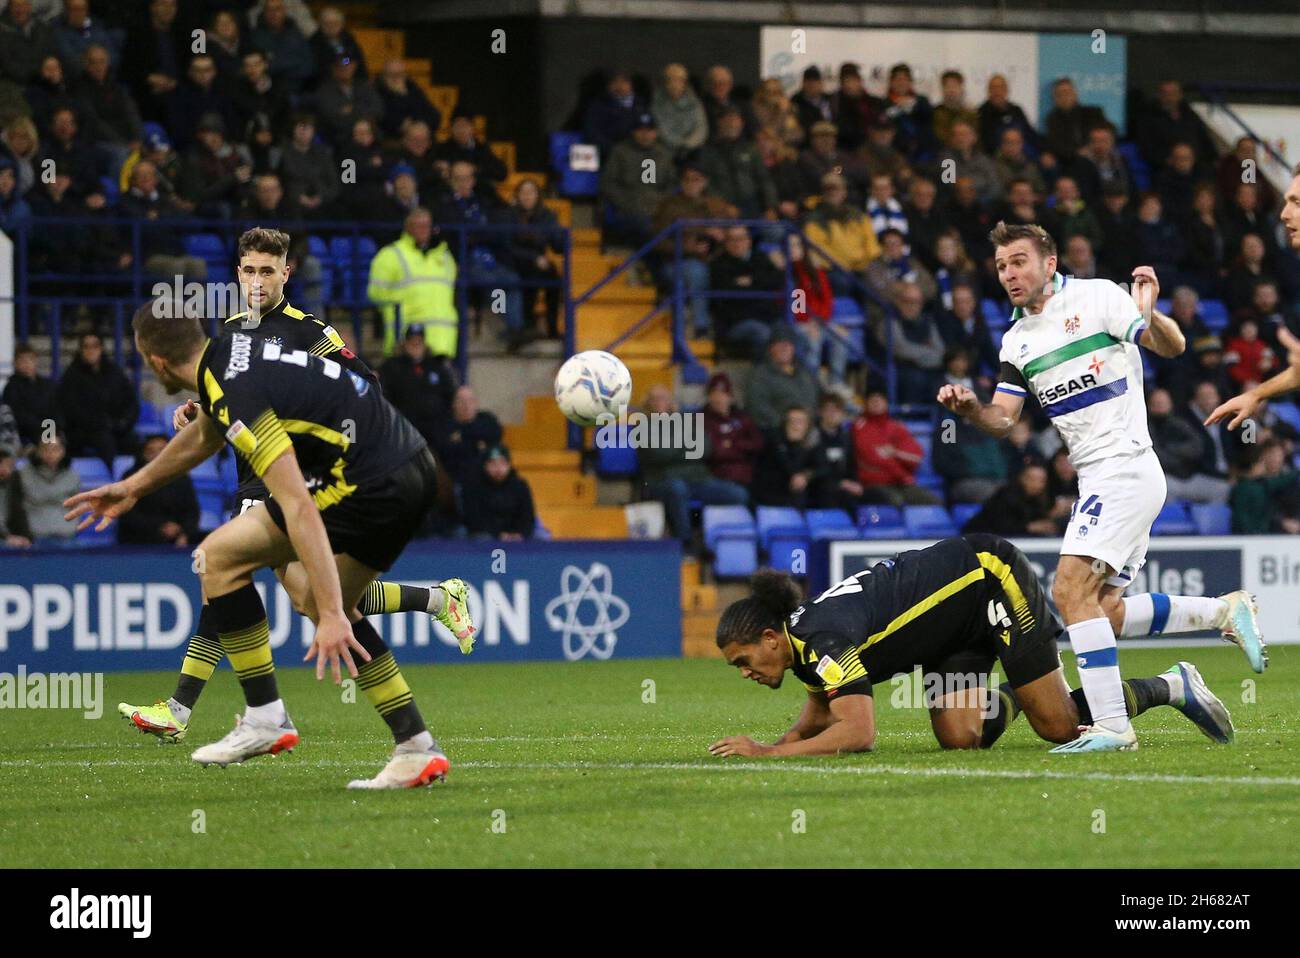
[78, 523, 115, 547]
[805, 508, 855, 541]
[950, 502, 981, 530]
[1117, 141, 1151, 192]
[199, 506, 227, 532]
[1269, 401, 1300, 434]
[185, 233, 227, 259]
[71, 457, 111, 488]
[982, 298, 1007, 327]
[550, 131, 599, 198]
[134, 401, 166, 437]
[702, 505, 755, 552]
[856, 504, 906, 538]
[755, 506, 809, 571]
[915, 473, 946, 495]
[903, 504, 958, 538]
[190, 457, 224, 494]
[1151, 501, 1196, 536]
[1200, 300, 1229, 331]
[595, 425, 639, 477]
[713, 538, 759, 577]
[111, 455, 134, 479]
[831, 296, 864, 325]
[98, 175, 120, 207]
[1189, 502, 1232, 536]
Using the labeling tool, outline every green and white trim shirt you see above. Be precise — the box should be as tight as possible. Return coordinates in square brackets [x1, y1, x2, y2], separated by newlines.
[996, 273, 1152, 469]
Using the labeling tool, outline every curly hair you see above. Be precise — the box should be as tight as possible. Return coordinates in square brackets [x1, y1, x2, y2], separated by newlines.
[715, 569, 803, 648]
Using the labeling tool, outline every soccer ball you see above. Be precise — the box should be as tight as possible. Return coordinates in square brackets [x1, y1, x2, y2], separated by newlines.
[554, 350, 633, 427]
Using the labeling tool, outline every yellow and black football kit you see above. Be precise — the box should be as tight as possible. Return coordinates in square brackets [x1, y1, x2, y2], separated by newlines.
[788, 534, 1062, 698]
[221, 296, 377, 504]
[197, 331, 435, 570]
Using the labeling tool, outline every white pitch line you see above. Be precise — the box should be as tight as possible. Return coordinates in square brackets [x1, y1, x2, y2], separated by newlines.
[1, 757, 1298, 788]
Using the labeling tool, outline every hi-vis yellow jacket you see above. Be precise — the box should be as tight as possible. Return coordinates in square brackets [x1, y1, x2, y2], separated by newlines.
[367, 233, 459, 356]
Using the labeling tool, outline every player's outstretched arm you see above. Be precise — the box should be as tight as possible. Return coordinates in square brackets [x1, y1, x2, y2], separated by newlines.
[710, 694, 875, 757]
[937, 383, 1022, 438]
[62, 409, 224, 531]
[259, 448, 370, 683]
[1132, 265, 1185, 357]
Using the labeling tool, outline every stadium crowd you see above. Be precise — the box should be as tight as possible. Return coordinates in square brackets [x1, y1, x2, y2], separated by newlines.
[0, 3, 1298, 551]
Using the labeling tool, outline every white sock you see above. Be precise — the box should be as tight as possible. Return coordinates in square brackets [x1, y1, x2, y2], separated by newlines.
[427, 586, 446, 616]
[167, 697, 191, 724]
[396, 730, 436, 752]
[245, 699, 287, 726]
[1067, 617, 1130, 732]
[1121, 594, 1227, 637]
[1159, 670, 1185, 706]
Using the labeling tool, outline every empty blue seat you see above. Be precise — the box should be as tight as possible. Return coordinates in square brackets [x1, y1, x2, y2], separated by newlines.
[950, 502, 981, 529]
[831, 296, 864, 324]
[1152, 501, 1196, 536]
[1200, 300, 1228, 331]
[903, 504, 958, 538]
[856, 504, 906, 538]
[71, 457, 111, 488]
[755, 506, 809, 571]
[982, 298, 1007, 326]
[1189, 502, 1232, 536]
[1117, 141, 1151, 192]
[550, 131, 600, 198]
[111, 455, 134, 479]
[185, 233, 226, 259]
[595, 425, 639, 477]
[307, 235, 330, 261]
[190, 457, 223, 493]
[805, 508, 855, 541]
[713, 538, 759, 577]
[1269, 401, 1300, 434]
[702, 505, 755, 552]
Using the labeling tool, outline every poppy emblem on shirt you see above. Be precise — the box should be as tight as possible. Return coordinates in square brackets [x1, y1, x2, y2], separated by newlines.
[1065, 314, 1080, 335]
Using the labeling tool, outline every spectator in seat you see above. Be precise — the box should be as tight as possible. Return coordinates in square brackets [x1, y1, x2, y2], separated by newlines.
[57, 333, 138, 469]
[1153, 286, 1210, 402]
[1155, 141, 1201, 216]
[250, 0, 315, 94]
[118, 122, 186, 202]
[697, 108, 778, 222]
[752, 77, 803, 148]
[433, 161, 529, 350]
[120, 160, 207, 281]
[752, 405, 824, 509]
[932, 230, 981, 310]
[1070, 122, 1131, 205]
[651, 163, 735, 337]
[0, 448, 33, 548]
[170, 53, 237, 152]
[0, 0, 56, 91]
[116, 433, 199, 546]
[462, 444, 536, 541]
[866, 172, 909, 239]
[797, 120, 871, 206]
[3, 343, 60, 451]
[652, 63, 708, 161]
[931, 69, 977, 149]
[1181, 182, 1227, 299]
[310, 6, 367, 82]
[937, 282, 999, 379]
[875, 280, 946, 405]
[993, 126, 1045, 197]
[866, 230, 937, 304]
[962, 463, 1061, 537]
[936, 119, 1000, 206]
[1231, 439, 1300, 535]
[829, 62, 882, 153]
[376, 59, 439, 140]
[1216, 137, 1277, 212]
[379, 326, 459, 451]
[1044, 176, 1103, 253]
[25, 54, 77, 137]
[313, 50, 382, 149]
[881, 62, 935, 161]
[26, 171, 123, 278]
[1183, 381, 1237, 479]
[790, 66, 832, 142]
[583, 69, 645, 158]
[0, 158, 32, 233]
[73, 44, 143, 176]
[702, 372, 764, 489]
[435, 385, 503, 490]
[1001, 418, 1048, 475]
[1138, 80, 1215, 171]
[756, 127, 804, 221]
[1224, 233, 1278, 312]
[368, 207, 459, 356]
[1147, 387, 1231, 504]
[638, 383, 748, 546]
[178, 112, 252, 218]
[600, 111, 677, 248]
[1242, 280, 1300, 351]
[52, 0, 121, 80]
[1096, 182, 1142, 281]
[745, 326, 820, 432]
[335, 117, 389, 219]
[862, 116, 911, 187]
[276, 113, 336, 218]
[708, 224, 783, 360]
[1133, 191, 1186, 282]
[1222, 183, 1280, 266]
[904, 177, 950, 271]
[1046, 447, 1079, 513]
[18, 433, 79, 546]
[802, 172, 881, 294]
[850, 387, 939, 506]
[1043, 77, 1104, 164]
[702, 64, 757, 139]
[1224, 318, 1277, 393]
[811, 392, 863, 510]
[367, 161, 422, 224]
[1061, 234, 1098, 280]
[933, 382, 1010, 505]
[434, 110, 507, 187]
[120, 0, 185, 124]
[976, 73, 1037, 156]
[787, 233, 847, 386]
[1, 116, 40, 198]
[997, 177, 1045, 230]
[508, 177, 563, 340]
[37, 107, 104, 204]
[205, 10, 245, 84]
[947, 176, 995, 266]
[393, 120, 441, 197]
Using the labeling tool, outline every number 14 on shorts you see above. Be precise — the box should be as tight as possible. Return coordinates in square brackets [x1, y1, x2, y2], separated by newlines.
[1071, 494, 1103, 526]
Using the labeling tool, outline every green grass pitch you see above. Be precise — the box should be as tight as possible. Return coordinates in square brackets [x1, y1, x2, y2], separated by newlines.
[1, 646, 1295, 868]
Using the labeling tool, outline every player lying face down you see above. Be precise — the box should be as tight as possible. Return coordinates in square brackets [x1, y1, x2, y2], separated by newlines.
[709, 535, 1234, 758]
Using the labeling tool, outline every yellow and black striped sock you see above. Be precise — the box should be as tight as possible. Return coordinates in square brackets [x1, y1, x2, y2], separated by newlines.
[208, 583, 279, 707]
[357, 581, 433, 616]
[172, 605, 224, 709]
[979, 682, 1023, 749]
[353, 618, 427, 743]
[1072, 678, 1169, 724]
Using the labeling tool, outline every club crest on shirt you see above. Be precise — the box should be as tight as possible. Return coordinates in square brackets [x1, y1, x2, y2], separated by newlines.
[1065, 314, 1081, 335]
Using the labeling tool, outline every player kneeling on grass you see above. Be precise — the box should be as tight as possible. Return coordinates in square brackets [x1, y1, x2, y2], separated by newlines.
[709, 534, 1233, 758]
[66, 305, 470, 789]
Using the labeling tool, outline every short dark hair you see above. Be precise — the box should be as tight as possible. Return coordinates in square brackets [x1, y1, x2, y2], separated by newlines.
[988, 220, 1056, 259]
[237, 226, 291, 261]
[15, 341, 36, 358]
[941, 69, 964, 84]
[132, 300, 206, 366]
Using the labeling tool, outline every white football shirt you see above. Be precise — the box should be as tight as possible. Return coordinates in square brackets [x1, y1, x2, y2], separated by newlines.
[995, 273, 1152, 468]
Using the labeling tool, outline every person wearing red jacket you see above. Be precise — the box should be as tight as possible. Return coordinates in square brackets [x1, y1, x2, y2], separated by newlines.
[1223, 318, 1277, 390]
[788, 233, 849, 386]
[702, 372, 764, 485]
[850, 388, 941, 505]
